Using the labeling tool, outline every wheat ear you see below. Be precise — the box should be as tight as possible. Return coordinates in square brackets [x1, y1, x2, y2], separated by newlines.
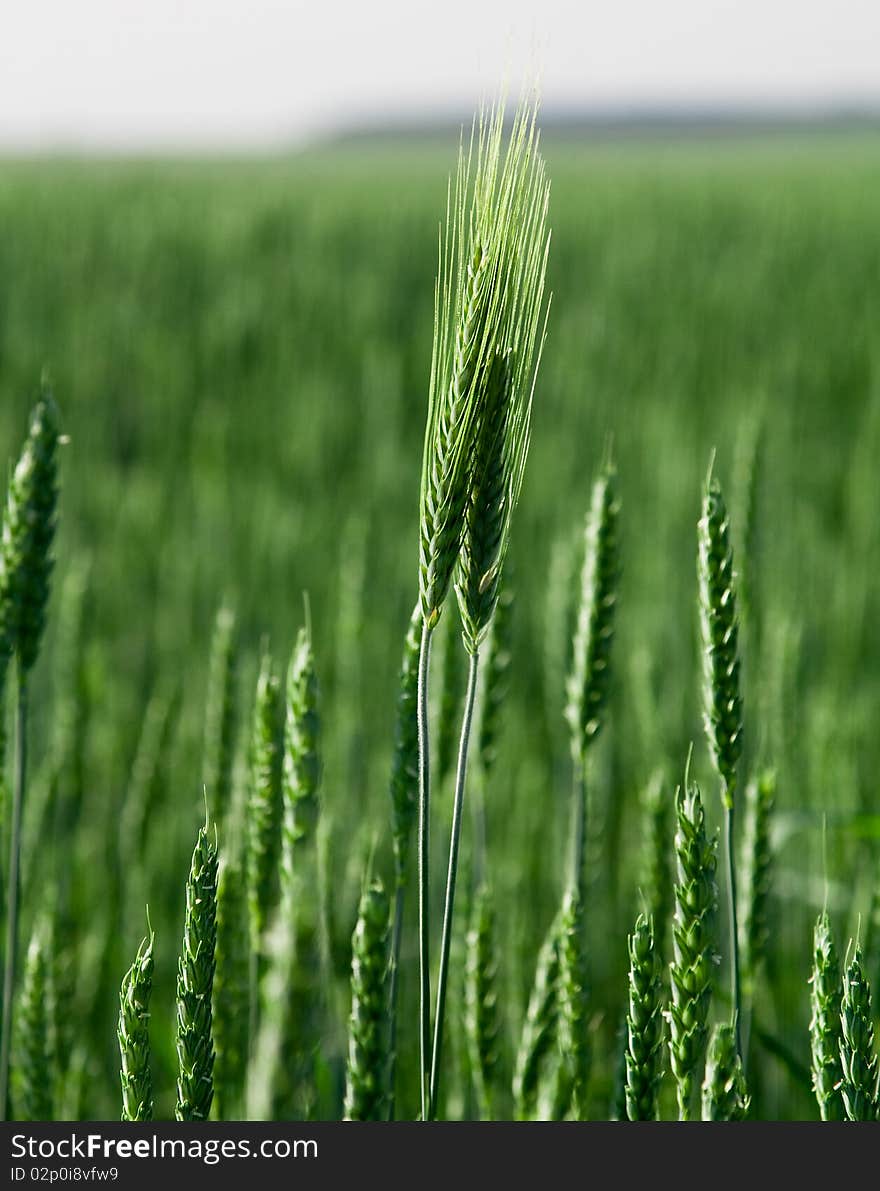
[624, 914, 664, 1121]
[668, 774, 718, 1120]
[344, 879, 391, 1121]
[701, 1022, 749, 1120]
[809, 912, 844, 1120]
[698, 460, 743, 1055]
[175, 822, 219, 1121]
[839, 945, 879, 1121]
[0, 391, 60, 1121]
[118, 923, 154, 1122]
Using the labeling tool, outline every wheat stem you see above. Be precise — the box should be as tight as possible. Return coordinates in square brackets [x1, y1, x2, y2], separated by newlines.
[0, 676, 26, 1121]
[416, 620, 433, 1120]
[429, 646, 479, 1119]
[387, 882, 406, 1119]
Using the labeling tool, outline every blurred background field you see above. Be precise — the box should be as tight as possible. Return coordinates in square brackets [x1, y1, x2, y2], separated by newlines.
[1, 129, 880, 1118]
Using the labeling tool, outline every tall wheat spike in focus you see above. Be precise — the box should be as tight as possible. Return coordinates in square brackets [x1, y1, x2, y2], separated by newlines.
[415, 96, 550, 1120]
[698, 461, 743, 1054]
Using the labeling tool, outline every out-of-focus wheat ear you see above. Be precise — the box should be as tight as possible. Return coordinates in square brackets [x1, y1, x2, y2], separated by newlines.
[565, 460, 620, 766]
[809, 912, 844, 1120]
[839, 945, 879, 1121]
[701, 1023, 749, 1120]
[175, 822, 219, 1121]
[245, 652, 284, 962]
[203, 606, 238, 826]
[668, 776, 718, 1120]
[259, 621, 323, 1121]
[118, 923, 154, 1122]
[13, 927, 55, 1121]
[465, 882, 502, 1120]
[513, 909, 562, 1120]
[564, 462, 620, 889]
[212, 856, 250, 1120]
[640, 771, 673, 957]
[0, 389, 61, 1123]
[556, 884, 590, 1119]
[282, 623, 321, 870]
[0, 391, 61, 678]
[624, 914, 664, 1121]
[389, 603, 421, 892]
[343, 879, 391, 1121]
[116, 683, 180, 919]
[386, 603, 422, 1117]
[732, 413, 763, 652]
[740, 769, 775, 1002]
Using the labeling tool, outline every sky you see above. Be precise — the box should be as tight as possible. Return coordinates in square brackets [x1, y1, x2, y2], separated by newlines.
[1, 0, 879, 150]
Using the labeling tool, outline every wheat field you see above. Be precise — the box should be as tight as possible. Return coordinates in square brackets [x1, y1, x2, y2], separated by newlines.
[1, 126, 879, 1121]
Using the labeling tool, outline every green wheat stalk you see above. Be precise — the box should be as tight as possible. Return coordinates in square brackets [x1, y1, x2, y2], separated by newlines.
[117, 923, 154, 1122]
[0, 390, 60, 1121]
[624, 914, 664, 1121]
[417, 96, 550, 1121]
[344, 879, 391, 1121]
[668, 774, 718, 1120]
[698, 460, 743, 1055]
[175, 822, 219, 1122]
